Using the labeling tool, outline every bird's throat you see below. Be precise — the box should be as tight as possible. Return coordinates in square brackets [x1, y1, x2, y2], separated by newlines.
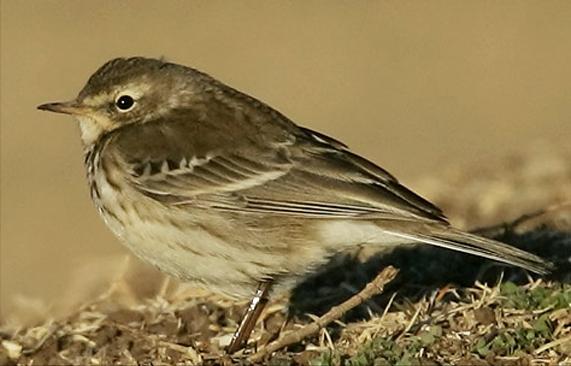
[76, 115, 113, 146]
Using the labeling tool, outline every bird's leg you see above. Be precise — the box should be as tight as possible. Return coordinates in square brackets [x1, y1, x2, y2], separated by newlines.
[227, 280, 273, 354]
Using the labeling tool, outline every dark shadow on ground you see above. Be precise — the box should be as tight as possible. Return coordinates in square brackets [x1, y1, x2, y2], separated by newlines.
[289, 219, 571, 322]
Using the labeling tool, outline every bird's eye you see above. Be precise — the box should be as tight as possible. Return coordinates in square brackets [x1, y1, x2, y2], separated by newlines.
[115, 95, 135, 112]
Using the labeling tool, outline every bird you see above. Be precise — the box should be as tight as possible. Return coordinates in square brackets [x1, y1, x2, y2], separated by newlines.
[38, 57, 552, 352]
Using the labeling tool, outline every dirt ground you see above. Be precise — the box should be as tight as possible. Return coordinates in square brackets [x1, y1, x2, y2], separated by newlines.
[1, 143, 570, 365]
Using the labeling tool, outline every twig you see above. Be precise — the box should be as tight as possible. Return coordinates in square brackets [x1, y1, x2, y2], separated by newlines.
[249, 266, 399, 363]
[396, 305, 421, 341]
[380, 291, 397, 321]
[534, 334, 571, 355]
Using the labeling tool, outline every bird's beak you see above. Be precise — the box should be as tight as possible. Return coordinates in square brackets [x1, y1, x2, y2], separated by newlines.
[37, 100, 90, 116]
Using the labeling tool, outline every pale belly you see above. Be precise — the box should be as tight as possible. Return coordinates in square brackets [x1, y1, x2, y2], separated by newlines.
[92, 173, 287, 297]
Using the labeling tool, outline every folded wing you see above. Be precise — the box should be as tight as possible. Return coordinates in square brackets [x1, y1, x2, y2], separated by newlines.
[111, 117, 446, 222]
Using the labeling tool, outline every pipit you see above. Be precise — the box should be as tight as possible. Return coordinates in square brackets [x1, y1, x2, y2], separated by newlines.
[38, 57, 552, 352]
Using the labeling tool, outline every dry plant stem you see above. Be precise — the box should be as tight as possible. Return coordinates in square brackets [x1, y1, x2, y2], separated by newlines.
[227, 281, 273, 354]
[249, 266, 399, 362]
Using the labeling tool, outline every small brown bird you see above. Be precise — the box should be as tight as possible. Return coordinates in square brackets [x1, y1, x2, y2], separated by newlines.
[38, 57, 551, 352]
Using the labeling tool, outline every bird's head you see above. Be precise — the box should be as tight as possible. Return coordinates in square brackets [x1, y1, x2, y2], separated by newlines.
[38, 57, 201, 145]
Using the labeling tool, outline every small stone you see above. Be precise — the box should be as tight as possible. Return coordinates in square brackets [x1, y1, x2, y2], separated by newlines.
[474, 307, 496, 325]
[1, 340, 22, 360]
[213, 334, 233, 348]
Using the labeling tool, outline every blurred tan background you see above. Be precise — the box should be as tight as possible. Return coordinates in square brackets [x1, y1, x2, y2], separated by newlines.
[1, 1, 570, 322]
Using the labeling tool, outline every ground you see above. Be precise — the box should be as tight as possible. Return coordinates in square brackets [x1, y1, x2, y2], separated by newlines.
[2, 143, 570, 365]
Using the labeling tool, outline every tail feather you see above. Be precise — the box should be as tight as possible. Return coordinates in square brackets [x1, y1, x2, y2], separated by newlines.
[384, 226, 553, 275]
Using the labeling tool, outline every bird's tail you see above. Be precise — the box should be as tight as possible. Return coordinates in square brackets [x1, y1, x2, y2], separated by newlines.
[382, 224, 553, 275]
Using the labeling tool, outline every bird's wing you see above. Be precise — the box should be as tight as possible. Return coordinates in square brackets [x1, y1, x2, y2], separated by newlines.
[214, 126, 447, 221]
[108, 111, 446, 222]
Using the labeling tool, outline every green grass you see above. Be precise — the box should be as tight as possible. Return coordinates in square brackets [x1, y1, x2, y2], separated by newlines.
[309, 281, 570, 366]
[500, 281, 571, 311]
